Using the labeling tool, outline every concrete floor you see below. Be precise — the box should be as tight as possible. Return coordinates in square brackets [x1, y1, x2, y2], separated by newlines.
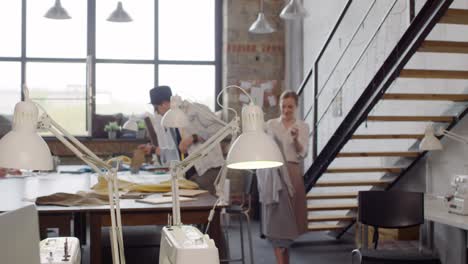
[89, 219, 356, 264]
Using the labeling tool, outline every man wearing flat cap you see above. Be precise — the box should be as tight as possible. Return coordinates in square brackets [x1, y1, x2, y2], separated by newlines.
[139, 85, 224, 194]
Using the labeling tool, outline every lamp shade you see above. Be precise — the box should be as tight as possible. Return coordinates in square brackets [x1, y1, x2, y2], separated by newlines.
[419, 126, 443, 151]
[0, 100, 53, 171]
[122, 117, 138, 131]
[161, 96, 189, 128]
[280, 0, 308, 20]
[227, 104, 283, 169]
[44, 0, 71, 20]
[249, 12, 275, 34]
[107, 2, 133, 23]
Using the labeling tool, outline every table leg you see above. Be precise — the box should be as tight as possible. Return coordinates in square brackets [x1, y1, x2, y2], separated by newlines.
[427, 220, 434, 251]
[89, 213, 102, 264]
[462, 230, 467, 264]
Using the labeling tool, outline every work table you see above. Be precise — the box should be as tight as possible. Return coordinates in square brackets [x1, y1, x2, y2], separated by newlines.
[425, 195, 468, 231]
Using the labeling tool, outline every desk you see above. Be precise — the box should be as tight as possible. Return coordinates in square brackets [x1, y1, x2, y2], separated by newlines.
[425, 196, 468, 264]
[0, 173, 225, 264]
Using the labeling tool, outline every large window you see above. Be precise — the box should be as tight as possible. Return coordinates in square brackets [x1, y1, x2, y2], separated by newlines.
[0, 0, 221, 136]
[0, 1, 21, 57]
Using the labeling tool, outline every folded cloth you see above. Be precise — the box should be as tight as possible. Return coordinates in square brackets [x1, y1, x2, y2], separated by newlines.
[257, 165, 295, 205]
[35, 192, 109, 207]
[91, 175, 199, 196]
[256, 134, 295, 205]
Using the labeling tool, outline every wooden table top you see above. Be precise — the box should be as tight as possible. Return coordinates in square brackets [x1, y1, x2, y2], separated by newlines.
[0, 170, 219, 213]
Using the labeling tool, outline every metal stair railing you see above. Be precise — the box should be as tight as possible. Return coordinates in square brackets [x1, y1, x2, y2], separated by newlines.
[297, 0, 454, 194]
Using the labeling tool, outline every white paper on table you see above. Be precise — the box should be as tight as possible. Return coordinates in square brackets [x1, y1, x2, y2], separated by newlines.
[250, 86, 264, 108]
[260, 81, 273, 92]
[136, 195, 195, 205]
[267, 95, 277, 106]
[239, 93, 250, 103]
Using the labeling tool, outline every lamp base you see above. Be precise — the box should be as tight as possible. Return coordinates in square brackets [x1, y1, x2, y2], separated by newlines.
[159, 225, 219, 264]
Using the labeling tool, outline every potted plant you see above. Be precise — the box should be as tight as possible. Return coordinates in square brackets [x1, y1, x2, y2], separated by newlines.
[136, 120, 146, 139]
[104, 121, 120, 140]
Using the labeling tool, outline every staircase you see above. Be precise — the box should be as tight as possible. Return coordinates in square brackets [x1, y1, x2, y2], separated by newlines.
[298, 0, 468, 236]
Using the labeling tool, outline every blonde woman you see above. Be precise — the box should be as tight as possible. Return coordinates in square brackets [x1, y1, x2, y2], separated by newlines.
[257, 90, 309, 264]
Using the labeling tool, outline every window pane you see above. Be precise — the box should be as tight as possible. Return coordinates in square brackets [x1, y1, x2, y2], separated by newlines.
[159, 0, 215, 61]
[27, 0, 87, 58]
[27, 62, 87, 136]
[0, 1, 21, 57]
[0, 62, 21, 114]
[159, 65, 215, 110]
[0, 62, 21, 135]
[96, 1, 154, 59]
[96, 64, 154, 115]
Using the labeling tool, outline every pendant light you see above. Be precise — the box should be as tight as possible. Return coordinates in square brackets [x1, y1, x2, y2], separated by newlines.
[44, 0, 71, 20]
[249, 0, 275, 34]
[280, 0, 308, 20]
[107, 2, 133, 23]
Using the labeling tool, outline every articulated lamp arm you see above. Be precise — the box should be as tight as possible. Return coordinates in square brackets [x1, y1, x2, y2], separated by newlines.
[169, 117, 239, 227]
[36, 110, 126, 264]
[439, 128, 468, 144]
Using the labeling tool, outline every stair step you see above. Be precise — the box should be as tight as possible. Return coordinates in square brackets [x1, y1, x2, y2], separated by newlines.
[440, 9, 468, 25]
[308, 204, 358, 211]
[352, 134, 424, 140]
[308, 224, 348, 232]
[419, 41, 468, 54]
[367, 116, 454, 122]
[337, 152, 419, 158]
[315, 180, 392, 187]
[326, 167, 402, 173]
[383, 93, 468, 101]
[400, 69, 468, 79]
[307, 192, 358, 200]
[308, 215, 356, 222]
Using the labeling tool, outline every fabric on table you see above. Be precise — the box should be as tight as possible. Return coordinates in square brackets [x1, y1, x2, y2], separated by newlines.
[35, 192, 109, 206]
[35, 175, 200, 206]
[90, 175, 199, 195]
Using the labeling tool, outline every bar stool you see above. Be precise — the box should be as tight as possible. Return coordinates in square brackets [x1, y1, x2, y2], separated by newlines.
[222, 171, 255, 264]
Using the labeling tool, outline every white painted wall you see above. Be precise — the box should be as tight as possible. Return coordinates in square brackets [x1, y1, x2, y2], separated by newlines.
[284, 19, 303, 92]
[395, 116, 468, 264]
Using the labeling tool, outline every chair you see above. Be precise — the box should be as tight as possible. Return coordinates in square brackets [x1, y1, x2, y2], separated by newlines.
[222, 171, 255, 264]
[352, 191, 440, 264]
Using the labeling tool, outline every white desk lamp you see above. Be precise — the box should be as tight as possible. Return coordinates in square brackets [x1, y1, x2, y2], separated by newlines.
[158, 86, 284, 264]
[419, 125, 468, 151]
[0, 85, 126, 264]
[122, 116, 139, 131]
[420, 125, 468, 215]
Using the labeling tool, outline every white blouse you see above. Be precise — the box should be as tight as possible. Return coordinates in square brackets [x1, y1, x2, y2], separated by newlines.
[266, 118, 310, 163]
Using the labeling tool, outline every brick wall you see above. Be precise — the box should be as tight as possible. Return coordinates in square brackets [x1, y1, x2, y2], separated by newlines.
[224, 0, 286, 211]
[224, 0, 286, 121]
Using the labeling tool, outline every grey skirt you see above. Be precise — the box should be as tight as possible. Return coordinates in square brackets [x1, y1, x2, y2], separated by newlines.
[261, 162, 307, 246]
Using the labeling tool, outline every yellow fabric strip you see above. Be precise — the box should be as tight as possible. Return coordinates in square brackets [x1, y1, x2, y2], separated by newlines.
[91, 176, 199, 196]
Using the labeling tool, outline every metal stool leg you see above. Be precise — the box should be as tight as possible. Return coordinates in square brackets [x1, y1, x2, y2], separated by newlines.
[238, 214, 245, 264]
[243, 211, 255, 264]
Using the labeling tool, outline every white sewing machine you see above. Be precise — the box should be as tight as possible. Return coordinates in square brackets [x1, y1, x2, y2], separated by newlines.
[446, 175, 468, 215]
[40, 237, 81, 264]
[159, 225, 219, 264]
